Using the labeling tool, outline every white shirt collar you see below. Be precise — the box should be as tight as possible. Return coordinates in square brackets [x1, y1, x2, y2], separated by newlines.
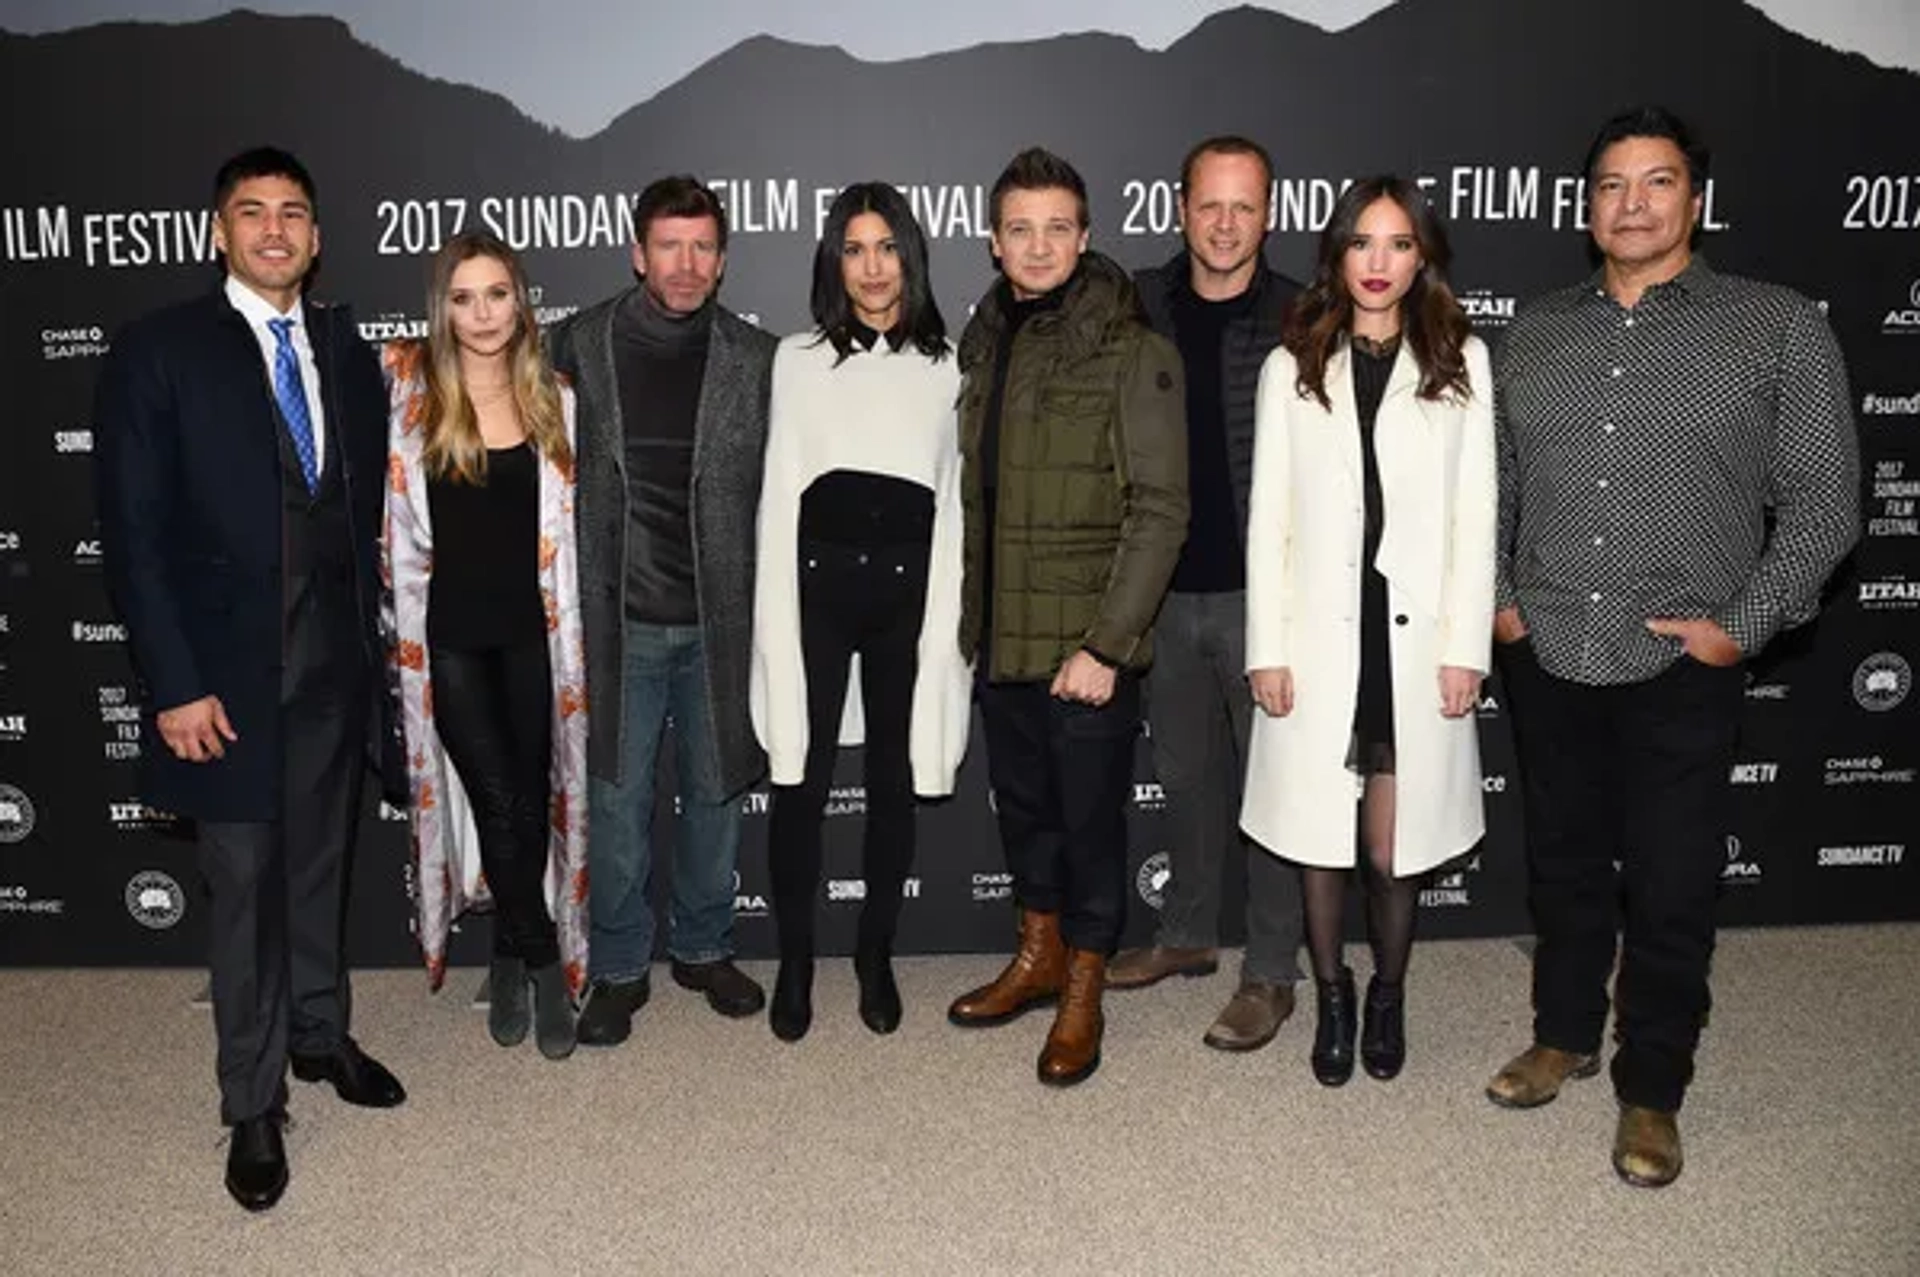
[224, 275, 302, 330]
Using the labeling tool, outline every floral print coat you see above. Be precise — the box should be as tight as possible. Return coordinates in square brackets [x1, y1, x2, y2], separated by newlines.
[380, 343, 590, 995]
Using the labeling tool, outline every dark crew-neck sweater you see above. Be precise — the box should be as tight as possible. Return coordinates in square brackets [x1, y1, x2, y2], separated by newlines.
[1169, 281, 1255, 592]
[613, 289, 711, 625]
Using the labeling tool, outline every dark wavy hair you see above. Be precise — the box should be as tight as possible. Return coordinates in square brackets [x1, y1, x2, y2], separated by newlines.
[809, 182, 948, 363]
[1282, 175, 1470, 408]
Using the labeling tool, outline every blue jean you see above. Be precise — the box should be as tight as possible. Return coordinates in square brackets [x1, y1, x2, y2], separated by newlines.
[587, 623, 741, 980]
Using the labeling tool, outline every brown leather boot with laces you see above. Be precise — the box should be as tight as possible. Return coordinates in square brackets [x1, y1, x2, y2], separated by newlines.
[947, 909, 1067, 1027]
[1037, 949, 1107, 1087]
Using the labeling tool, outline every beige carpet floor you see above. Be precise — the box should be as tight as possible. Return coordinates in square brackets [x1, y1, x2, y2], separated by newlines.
[2, 925, 1917, 1277]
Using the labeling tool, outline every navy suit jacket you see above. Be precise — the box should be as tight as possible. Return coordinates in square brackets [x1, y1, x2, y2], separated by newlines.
[93, 286, 388, 821]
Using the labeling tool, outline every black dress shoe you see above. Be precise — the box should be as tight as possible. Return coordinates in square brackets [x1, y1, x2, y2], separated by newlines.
[225, 1115, 288, 1212]
[769, 957, 814, 1042]
[289, 1039, 407, 1108]
[1360, 974, 1406, 1080]
[671, 958, 766, 1018]
[1310, 967, 1357, 1087]
[855, 949, 902, 1035]
[576, 974, 652, 1047]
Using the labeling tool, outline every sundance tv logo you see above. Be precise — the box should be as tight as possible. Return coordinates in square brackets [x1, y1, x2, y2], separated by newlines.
[72, 620, 127, 644]
[53, 428, 94, 453]
[1729, 761, 1779, 785]
[1817, 843, 1907, 868]
[826, 877, 922, 903]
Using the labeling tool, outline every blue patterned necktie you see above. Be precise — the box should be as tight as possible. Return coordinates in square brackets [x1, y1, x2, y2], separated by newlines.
[267, 317, 319, 493]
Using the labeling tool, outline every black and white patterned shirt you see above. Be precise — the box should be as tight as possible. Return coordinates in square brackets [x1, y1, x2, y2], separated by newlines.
[1495, 258, 1859, 685]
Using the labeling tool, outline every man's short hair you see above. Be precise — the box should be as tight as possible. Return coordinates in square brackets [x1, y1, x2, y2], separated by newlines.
[989, 148, 1089, 230]
[213, 146, 317, 214]
[1179, 135, 1274, 197]
[1582, 105, 1710, 192]
[633, 175, 730, 251]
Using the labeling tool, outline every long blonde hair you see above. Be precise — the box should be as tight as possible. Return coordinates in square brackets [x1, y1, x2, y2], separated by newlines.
[420, 231, 570, 484]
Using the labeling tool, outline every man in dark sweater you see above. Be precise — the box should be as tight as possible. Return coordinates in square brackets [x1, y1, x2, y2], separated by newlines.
[1113, 136, 1307, 1053]
[549, 176, 778, 1044]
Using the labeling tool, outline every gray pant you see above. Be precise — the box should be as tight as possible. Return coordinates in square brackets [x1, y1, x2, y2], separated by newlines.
[1146, 590, 1303, 985]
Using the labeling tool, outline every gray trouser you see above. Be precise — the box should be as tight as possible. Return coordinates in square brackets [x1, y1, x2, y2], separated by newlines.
[1145, 589, 1303, 985]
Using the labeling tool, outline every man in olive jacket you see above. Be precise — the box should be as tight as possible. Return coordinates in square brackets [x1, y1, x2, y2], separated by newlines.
[946, 148, 1189, 1089]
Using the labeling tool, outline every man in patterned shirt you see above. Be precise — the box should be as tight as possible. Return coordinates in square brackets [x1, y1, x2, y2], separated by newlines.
[1483, 106, 1859, 1188]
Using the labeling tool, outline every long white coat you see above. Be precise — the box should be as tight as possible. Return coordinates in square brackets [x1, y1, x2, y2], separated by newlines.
[1240, 338, 1496, 876]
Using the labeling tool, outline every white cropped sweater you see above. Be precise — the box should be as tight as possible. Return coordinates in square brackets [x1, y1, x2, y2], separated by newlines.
[749, 331, 970, 795]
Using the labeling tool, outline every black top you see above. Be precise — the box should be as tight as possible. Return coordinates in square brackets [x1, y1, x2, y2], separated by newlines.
[1350, 340, 1398, 768]
[800, 470, 934, 546]
[614, 289, 710, 625]
[1169, 281, 1255, 592]
[426, 441, 545, 651]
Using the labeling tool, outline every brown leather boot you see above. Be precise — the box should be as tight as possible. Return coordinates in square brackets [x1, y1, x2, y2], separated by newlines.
[947, 909, 1067, 1027]
[1037, 949, 1106, 1087]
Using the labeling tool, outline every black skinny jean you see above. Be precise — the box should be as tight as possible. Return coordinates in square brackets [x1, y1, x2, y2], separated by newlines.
[767, 535, 930, 959]
[429, 639, 558, 968]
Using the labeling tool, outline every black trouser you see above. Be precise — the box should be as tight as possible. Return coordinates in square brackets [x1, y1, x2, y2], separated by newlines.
[768, 537, 929, 958]
[977, 673, 1142, 954]
[429, 639, 558, 968]
[1500, 640, 1745, 1113]
[198, 584, 365, 1125]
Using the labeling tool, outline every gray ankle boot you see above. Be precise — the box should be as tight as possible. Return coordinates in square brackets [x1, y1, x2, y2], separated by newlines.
[488, 955, 530, 1046]
[530, 962, 577, 1060]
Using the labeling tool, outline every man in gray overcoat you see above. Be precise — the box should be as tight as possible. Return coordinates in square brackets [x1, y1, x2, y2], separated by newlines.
[549, 175, 777, 1043]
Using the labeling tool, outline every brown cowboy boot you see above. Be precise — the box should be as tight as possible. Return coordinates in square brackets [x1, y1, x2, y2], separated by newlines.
[948, 909, 1067, 1027]
[1037, 949, 1106, 1087]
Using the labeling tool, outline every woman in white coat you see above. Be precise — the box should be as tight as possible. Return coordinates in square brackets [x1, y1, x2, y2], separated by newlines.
[1242, 176, 1495, 1086]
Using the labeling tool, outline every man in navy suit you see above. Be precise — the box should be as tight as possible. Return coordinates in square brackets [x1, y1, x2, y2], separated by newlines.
[94, 147, 405, 1213]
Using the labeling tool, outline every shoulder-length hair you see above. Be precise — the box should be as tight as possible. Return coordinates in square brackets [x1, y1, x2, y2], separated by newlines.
[1282, 175, 1471, 409]
[809, 182, 948, 363]
[420, 231, 570, 484]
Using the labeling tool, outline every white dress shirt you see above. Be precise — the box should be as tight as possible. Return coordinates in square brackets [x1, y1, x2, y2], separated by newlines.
[225, 274, 327, 466]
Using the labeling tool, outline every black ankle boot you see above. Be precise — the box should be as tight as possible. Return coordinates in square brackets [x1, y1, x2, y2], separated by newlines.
[487, 956, 530, 1047]
[1361, 975, 1405, 1080]
[1311, 967, 1357, 1087]
[529, 961, 577, 1061]
[769, 957, 814, 1042]
[854, 943, 902, 1035]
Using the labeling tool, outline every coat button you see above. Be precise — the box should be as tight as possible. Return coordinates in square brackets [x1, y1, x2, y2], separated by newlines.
[1394, 614, 1408, 625]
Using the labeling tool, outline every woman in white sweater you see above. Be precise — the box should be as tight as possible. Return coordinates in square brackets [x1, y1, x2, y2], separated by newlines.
[750, 183, 969, 1042]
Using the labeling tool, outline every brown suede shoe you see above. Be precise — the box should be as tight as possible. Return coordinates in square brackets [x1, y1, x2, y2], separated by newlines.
[948, 909, 1067, 1027]
[1485, 1044, 1602, 1109]
[1038, 949, 1106, 1087]
[1202, 978, 1294, 1052]
[1613, 1105, 1683, 1188]
[1106, 945, 1219, 990]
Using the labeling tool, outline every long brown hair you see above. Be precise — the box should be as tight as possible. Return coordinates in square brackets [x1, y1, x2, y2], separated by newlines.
[1282, 176, 1471, 409]
[420, 231, 569, 484]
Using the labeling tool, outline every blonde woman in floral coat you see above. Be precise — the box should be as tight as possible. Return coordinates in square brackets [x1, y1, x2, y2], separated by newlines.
[382, 231, 589, 1060]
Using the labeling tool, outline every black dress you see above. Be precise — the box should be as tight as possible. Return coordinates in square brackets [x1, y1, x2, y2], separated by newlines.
[1348, 339, 1398, 778]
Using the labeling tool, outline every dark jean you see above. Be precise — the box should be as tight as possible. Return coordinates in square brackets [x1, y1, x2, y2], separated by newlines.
[977, 672, 1142, 954]
[586, 623, 742, 980]
[1500, 638, 1745, 1113]
[1146, 589, 1305, 984]
[768, 537, 928, 957]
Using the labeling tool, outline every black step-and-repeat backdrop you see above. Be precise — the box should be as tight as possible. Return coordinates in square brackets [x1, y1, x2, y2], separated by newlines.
[2, 0, 1916, 969]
